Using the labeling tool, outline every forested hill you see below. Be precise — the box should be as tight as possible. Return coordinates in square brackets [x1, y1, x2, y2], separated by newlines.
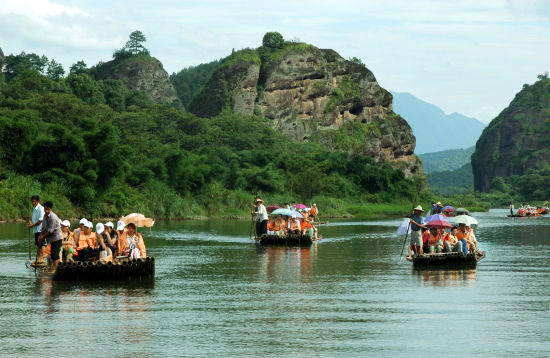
[0, 34, 421, 221]
[419, 146, 475, 173]
[391, 92, 486, 154]
[472, 73, 550, 198]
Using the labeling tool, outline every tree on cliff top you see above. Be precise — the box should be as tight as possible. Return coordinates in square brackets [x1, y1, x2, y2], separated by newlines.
[126, 30, 148, 54]
[113, 30, 150, 60]
[262, 32, 285, 49]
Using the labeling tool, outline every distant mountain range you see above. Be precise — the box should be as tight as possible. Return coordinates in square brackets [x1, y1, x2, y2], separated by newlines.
[391, 92, 486, 154]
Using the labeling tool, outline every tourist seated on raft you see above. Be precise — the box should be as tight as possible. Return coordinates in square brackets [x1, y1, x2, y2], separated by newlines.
[74, 220, 96, 261]
[421, 226, 430, 254]
[300, 217, 318, 240]
[310, 204, 318, 221]
[427, 227, 444, 253]
[118, 223, 146, 258]
[95, 223, 114, 262]
[287, 215, 301, 235]
[61, 220, 75, 262]
[270, 215, 286, 236]
[463, 224, 479, 254]
[443, 227, 463, 253]
[267, 217, 276, 235]
[103, 221, 118, 257]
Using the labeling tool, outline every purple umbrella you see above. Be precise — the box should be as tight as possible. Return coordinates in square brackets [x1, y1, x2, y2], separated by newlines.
[424, 214, 449, 223]
[442, 206, 455, 212]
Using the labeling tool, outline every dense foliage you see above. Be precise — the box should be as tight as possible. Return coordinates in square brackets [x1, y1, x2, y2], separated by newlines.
[427, 163, 473, 194]
[0, 48, 419, 221]
[170, 60, 220, 107]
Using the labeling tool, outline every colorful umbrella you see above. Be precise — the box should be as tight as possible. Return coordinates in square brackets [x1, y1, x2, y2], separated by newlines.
[266, 205, 281, 213]
[442, 206, 455, 212]
[455, 208, 469, 215]
[424, 219, 453, 229]
[424, 214, 449, 223]
[295, 204, 307, 209]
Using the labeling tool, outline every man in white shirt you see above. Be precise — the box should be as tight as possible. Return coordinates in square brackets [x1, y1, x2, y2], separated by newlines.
[252, 198, 268, 238]
[27, 195, 45, 265]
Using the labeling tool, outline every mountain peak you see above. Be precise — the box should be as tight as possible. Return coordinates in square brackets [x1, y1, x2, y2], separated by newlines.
[391, 91, 486, 154]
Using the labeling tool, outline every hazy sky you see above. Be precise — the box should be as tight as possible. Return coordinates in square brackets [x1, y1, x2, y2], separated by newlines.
[1, 0, 549, 122]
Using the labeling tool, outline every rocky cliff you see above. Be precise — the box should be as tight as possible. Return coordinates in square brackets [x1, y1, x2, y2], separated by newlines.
[472, 74, 550, 192]
[188, 44, 422, 177]
[95, 55, 180, 106]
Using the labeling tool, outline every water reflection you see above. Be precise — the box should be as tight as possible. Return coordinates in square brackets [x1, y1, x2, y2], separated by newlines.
[412, 268, 477, 287]
[255, 244, 319, 283]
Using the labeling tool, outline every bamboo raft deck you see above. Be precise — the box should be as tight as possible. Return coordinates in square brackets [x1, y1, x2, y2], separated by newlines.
[256, 234, 313, 246]
[28, 257, 156, 281]
[412, 251, 486, 268]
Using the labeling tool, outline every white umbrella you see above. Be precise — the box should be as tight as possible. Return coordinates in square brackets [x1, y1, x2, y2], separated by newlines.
[396, 218, 412, 235]
[449, 215, 479, 226]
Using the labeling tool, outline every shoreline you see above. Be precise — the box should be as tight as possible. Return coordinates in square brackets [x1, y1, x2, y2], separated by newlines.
[0, 206, 490, 224]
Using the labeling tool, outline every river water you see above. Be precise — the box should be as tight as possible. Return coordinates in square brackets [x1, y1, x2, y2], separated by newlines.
[0, 209, 549, 357]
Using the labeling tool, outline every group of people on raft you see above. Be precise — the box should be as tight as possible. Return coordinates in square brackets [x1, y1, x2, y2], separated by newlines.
[406, 205, 481, 261]
[509, 203, 549, 216]
[252, 198, 319, 240]
[28, 195, 147, 274]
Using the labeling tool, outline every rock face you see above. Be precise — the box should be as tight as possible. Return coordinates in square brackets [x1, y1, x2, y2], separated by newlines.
[189, 44, 422, 177]
[472, 75, 550, 192]
[95, 56, 180, 106]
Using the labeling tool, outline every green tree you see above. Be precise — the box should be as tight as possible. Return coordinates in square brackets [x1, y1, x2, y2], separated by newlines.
[125, 30, 148, 55]
[69, 61, 88, 75]
[262, 32, 285, 49]
[349, 57, 364, 65]
[66, 73, 105, 105]
[46, 59, 65, 81]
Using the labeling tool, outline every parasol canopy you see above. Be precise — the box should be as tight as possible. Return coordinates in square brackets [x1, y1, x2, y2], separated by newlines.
[295, 204, 307, 209]
[120, 213, 155, 228]
[396, 218, 412, 235]
[449, 215, 479, 226]
[424, 214, 449, 223]
[424, 219, 453, 229]
[266, 205, 281, 213]
[271, 208, 303, 218]
[455, 208, 470, 215]
[442, 206, 455, 212]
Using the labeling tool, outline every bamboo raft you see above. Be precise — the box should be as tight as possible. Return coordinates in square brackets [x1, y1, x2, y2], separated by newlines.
[412, 251, 486, 268]
[256, 234, 313, 246]
[32, 257, 156, 281]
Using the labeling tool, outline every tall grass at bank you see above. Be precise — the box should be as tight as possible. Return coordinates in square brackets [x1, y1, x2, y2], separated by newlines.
[0, 173, 491, 222]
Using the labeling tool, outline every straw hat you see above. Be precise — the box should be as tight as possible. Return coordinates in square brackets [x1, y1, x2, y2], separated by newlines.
[414, 205, 423, 212]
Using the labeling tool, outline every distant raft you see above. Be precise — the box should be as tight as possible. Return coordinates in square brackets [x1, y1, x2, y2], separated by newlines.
[52, 257, 155, 281]
[412, 251, 486, 268]
[257, 234, 313, 246]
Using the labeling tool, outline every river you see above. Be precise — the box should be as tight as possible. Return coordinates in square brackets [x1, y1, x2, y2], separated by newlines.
[0, 209, 549, 357]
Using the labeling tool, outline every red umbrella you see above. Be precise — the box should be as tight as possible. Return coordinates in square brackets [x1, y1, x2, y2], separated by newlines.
[266, 205, 281, 213]
[424, 220, 453, 229]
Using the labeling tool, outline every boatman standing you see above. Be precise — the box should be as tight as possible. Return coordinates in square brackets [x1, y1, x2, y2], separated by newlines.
[252, 198, 268, 238]
[28, 195, 45, 266]
[406, 205, 425, 260]
[510, 203, 514, 215]
[38, 201, 63, 274]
